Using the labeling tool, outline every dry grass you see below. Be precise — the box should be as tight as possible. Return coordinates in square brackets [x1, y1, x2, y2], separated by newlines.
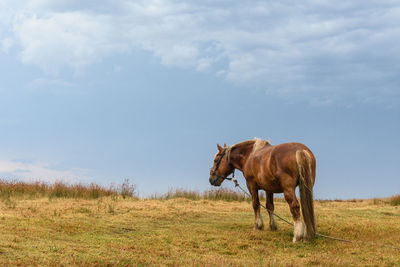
[0, 191, 399, 266]
[0, 179, 137, 200]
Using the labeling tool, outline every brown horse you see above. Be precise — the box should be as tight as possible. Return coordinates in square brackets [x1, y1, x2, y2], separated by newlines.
[209, 138, 316, 242]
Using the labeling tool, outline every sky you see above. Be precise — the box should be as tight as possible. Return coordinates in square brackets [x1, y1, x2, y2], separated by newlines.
[0, 0, 399, 199]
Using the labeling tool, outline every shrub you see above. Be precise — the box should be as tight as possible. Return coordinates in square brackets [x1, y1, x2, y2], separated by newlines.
[389, 195, 400, 206]
[119, 179, 137, 198]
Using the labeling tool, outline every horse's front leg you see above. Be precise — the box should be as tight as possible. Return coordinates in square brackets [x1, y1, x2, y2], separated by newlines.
[248, 183, 263, 230]
[266, 192, 277, 231]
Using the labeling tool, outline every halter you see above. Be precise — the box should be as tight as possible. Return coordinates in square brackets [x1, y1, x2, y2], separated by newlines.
[210, 147, 235, 180]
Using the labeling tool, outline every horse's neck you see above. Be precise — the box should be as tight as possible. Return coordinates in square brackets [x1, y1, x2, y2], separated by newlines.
[230, 141, 255, 171]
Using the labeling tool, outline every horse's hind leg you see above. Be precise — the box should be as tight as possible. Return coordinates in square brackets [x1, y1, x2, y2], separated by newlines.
[266, 192, 277, 231]
[284, 188, 305, 242]
[248, 183, 263, 230]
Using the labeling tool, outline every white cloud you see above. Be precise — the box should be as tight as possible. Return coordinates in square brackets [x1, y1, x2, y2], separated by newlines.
[0, 159, 90, 183]
[12, 11, 129, 74]
[1, 0, 400, 103]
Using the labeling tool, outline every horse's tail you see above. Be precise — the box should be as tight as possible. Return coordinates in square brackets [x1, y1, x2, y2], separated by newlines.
[296, 149, 316, 240]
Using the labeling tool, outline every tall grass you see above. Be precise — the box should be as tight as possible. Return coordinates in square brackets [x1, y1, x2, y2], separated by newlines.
[3, 179, 395, 205]
[0, 180, 259, 202]
[0, 179, 137, 200]
[151, 187, 252, 202]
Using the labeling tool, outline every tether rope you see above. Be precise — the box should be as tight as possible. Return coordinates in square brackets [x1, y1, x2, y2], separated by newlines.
[225, 177, 400, 251]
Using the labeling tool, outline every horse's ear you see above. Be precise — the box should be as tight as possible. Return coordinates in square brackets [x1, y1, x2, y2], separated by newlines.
[223, 143, 227, 148]
[217, 144, 223, 151]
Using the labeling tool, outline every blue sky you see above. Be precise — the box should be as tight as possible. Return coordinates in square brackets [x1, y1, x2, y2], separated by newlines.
[0, 0, 399, 199]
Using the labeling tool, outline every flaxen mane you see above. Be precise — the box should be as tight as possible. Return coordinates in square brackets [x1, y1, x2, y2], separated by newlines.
[227, 138, 270, 162]
[252, 137, 270, 155]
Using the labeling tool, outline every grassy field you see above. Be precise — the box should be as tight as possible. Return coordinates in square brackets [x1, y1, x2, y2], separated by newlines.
[0, 181, 399, 266]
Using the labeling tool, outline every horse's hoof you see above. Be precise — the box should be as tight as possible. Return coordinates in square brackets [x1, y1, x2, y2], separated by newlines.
[292, 236, 303, 243]
[254, 224, 264, 231]
[269, 225, 277, 231]
[292, 233, 304, 243]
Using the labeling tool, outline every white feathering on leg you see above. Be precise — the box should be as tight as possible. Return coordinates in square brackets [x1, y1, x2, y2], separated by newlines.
[293, 220, 305, 242]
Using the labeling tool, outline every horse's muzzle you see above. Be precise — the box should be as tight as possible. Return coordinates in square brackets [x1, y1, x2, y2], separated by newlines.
[209, 175, 223, 186]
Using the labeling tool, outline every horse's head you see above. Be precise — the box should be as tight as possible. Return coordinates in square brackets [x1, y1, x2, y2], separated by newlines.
[209, 143, 234, 186]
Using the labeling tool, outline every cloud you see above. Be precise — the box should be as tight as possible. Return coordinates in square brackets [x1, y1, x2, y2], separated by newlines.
[1, 0, 400, 103]
[12, 11, 129, 74]
[0, 159, 90, 183]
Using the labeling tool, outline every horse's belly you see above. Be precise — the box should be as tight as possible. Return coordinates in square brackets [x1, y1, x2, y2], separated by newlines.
[257, 176, 283, 193]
